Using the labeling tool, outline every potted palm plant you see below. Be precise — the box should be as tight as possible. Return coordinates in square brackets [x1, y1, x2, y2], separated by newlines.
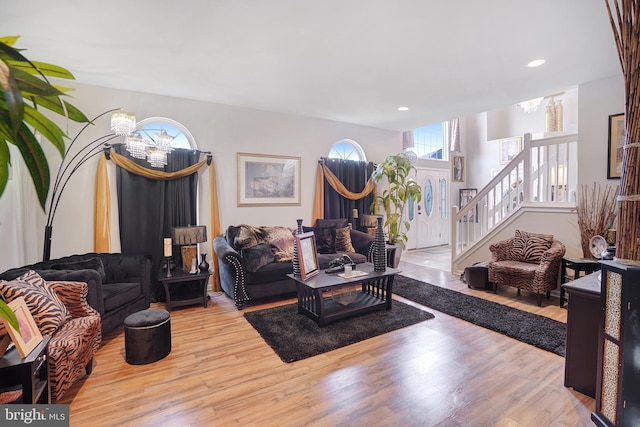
[370, 153, 422, 265]
[1, 36, 88, 345]
[0, 36, 89, 210]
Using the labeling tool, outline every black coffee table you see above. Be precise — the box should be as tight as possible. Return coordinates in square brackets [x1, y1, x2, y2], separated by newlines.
[288, 263, 399, 326]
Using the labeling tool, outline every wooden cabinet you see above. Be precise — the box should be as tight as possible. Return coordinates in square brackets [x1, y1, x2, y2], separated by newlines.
[592, 261, 640, 427]
[0, 336, 50, 404]
[563, 273, 600, 398]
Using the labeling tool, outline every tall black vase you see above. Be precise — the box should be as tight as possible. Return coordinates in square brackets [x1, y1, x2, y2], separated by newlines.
[374, 216, 386, 271]
[292, 219, 303, 278]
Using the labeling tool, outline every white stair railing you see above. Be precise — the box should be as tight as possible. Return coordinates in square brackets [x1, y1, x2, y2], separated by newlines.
[452, 132, 578, 260]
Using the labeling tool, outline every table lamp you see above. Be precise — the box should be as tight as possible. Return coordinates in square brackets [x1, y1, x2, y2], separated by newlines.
[171, 225, 207, 273]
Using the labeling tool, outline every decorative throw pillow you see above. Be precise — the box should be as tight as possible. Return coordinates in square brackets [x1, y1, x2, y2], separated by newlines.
[511, 230, 554, 263]
[335, 226, 356, 253]
[50, 257, 107, 283]
[0, 270, 71, 336]
[304, 226, 336, 254]
[241, 244, 275, 272]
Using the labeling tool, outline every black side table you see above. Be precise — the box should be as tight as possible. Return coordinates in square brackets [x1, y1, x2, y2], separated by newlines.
[560, 257, 601, 308]
[158, 269, 211, 311]
[0, 336, 51, 404]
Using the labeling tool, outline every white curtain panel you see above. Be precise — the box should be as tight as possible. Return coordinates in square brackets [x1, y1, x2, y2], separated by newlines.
[445, 118, 461, 153]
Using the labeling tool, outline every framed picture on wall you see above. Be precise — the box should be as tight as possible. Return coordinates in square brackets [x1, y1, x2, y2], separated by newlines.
[499, 136, 523, 164]
[608, 113, 625, 179]
[452, 155, 464, 182]
[237, 153, 301, 206]
[459, 188, 478, 222]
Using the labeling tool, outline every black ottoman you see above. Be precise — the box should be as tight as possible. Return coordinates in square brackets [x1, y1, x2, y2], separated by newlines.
[124, 309, 171, 365]
[464, 262, 492, 290]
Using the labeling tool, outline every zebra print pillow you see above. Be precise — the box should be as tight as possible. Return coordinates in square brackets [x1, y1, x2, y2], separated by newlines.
[511, 230, 554, 263]
[0, 270, 71, 336]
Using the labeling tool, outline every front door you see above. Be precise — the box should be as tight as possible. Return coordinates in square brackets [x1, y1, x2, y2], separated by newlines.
[406, 168, 449, 249]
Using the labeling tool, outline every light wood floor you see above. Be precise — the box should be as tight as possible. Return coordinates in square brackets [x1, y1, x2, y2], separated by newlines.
[58, 256, 595, 426]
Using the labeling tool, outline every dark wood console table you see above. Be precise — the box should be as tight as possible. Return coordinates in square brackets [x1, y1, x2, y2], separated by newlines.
[562, 272, 600, 398]
[289, 263, 398, 327]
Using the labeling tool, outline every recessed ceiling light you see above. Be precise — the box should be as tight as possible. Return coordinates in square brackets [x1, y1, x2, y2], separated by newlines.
[398, 106, 409, 111]
[527, 59, 546, 68]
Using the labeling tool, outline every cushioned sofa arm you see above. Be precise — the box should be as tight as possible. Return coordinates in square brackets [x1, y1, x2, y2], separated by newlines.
[47, 280, 101, 319]
[213, 235, 250, 308]
[349, 229, 375, 258]
[489, 239, 513, 262]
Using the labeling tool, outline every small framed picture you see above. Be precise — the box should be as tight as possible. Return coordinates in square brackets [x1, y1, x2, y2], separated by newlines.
[459, 188, 478, 222]
[1, 297, 43, 358]
[608, 113, 625, 179]
[499, 137, 523, 164]
[452, 155, 464, 182]
[294, 231, 319, 280]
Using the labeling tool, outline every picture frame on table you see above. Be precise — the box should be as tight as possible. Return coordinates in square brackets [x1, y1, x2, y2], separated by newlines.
[237, 153, 301, 206]
[499, 137, 523, 164]
[607, 113, 625, 179]
[294, 231, 319, 280]
[1, 297, 43, 358]
[459, 188, 478, 222]
[452, 155, 464, 182]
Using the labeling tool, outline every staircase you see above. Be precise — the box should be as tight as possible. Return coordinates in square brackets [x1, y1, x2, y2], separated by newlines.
[451, 132, 578, 274]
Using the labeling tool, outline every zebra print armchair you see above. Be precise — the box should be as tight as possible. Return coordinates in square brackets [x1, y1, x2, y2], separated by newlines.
[488, 230, 566, 306]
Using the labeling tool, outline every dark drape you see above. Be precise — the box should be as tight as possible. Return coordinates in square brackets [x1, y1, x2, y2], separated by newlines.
[116, 146, 198, 301]
[322, 158, 374, 223]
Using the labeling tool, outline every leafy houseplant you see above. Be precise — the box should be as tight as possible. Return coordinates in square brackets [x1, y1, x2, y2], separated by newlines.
[0, 36, 89, 335]
[0, 36, 89, 210]
[371, 153, 422, 248]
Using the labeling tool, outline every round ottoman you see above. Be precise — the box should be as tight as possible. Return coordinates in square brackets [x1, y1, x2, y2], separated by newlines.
[124, 309, 171, 365]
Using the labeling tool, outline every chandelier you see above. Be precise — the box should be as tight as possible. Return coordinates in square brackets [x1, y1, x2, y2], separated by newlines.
[517, 97, 544, 113]
[123, 125, 175, 166]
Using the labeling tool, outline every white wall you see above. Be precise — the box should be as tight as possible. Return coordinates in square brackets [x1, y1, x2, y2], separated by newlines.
[0, 83, 400, 271]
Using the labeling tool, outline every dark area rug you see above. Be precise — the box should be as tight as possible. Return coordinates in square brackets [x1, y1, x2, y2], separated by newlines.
[244, 301, 434, 363]
[393, 275, 566, 356]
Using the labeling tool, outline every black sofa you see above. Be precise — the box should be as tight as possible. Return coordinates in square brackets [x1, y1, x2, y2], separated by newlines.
[213, 221, 375, 309]
[0, 252, 151, 336]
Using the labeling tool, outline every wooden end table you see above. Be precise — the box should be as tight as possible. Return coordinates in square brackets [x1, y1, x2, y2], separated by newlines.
[158, 269, 211, 311]
[560, 257, 601, 308]
[288, 263, 399, 327]
[0, 336, 51, 404]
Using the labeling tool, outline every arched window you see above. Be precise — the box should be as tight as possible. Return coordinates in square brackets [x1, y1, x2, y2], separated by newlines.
[135, 117, 197, 150]
[328, 139, 366, 161]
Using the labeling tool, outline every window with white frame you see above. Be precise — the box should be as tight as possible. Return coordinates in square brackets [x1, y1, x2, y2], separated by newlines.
[328, 139, 366, 161]
[407, 122, 447, 160]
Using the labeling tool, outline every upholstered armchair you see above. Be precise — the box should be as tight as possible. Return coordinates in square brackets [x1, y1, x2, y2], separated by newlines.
[488, 230, 566, 306]
[0, 271, 101, 402]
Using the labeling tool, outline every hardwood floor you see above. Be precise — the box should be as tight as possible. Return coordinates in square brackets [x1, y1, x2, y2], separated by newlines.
[58, 257, 595, 426]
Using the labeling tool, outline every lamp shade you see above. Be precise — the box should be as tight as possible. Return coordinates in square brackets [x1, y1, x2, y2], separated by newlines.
[171, 225, 207, 245]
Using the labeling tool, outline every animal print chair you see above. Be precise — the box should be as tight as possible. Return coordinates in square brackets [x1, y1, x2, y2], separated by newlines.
[488, 230, 566, 306]
[0, 270, 101, 401]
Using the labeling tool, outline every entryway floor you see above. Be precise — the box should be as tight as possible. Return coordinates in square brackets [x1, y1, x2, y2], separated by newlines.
[402, 245, 451, 272]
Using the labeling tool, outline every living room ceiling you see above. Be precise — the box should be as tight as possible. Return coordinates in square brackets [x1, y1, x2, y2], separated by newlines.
[3, 1, 621, 132]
